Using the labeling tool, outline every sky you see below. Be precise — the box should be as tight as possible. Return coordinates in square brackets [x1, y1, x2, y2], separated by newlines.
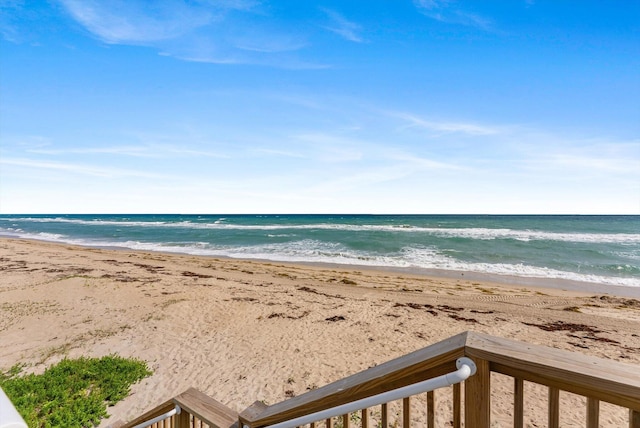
[0, 0, 638, 214]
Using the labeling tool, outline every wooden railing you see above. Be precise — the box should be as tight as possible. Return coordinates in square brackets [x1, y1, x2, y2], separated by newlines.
[119, 332, 640, 428]
[118, 387, 238, 428]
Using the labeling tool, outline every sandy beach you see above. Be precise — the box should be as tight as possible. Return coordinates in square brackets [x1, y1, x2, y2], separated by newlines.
[1, 237, 639, 427]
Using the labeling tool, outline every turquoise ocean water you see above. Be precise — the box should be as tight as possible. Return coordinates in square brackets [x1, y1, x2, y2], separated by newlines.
[1, 214, 638, 289]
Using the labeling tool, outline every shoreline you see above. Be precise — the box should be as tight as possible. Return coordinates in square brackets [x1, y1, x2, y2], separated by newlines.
[291, 261, 640, 298]
[2, 237, 640, 426]
[4, 235, 638, 298]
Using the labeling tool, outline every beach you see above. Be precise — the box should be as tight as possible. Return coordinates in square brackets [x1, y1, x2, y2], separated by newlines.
[1, 237, 639, 426]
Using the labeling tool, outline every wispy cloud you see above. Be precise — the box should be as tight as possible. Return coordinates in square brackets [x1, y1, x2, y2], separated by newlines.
[284, 131, 464, 195]
[390, 111, 502, 136]
[320, 8, 364, 43]
[231, 32, 307, 53]
[543, 153, 639, 173]
[306, 165, 412, 194]
[58, 0, 217, 44]
[304, 149, 462, 195]
[389, 152, 466, 171]
[249, 148, 306, 158]
[292, 133, 365, 162]
[0, 0, 23, 43]
[0, 157, 169, 179]
[413, 0, 493, 30]
[56, 0, 318, 67]
[520, 139, 640, 175]
[29, 144, 229, 159]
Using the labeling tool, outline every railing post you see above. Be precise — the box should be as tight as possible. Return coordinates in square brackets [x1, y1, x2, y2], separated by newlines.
[514, 378, 524, 428]
[631, 409, 640, 428]
[175, 408, 190, 428]
[464, 358, 490, 428]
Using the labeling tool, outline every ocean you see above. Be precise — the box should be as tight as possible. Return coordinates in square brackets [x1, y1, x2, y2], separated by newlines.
[1, 214, 638, 289]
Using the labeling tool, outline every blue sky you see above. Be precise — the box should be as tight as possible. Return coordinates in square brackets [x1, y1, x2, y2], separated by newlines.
[1, 0, 638, 214]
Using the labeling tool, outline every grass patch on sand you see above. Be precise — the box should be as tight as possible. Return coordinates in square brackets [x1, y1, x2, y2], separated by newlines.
[0, 355, 151, 427]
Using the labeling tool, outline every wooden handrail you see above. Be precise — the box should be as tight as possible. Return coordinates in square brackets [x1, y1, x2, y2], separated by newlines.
[120, 387, 238, 428]
[251, 358, 475, 428]
[240, 331, 640, 428]
[239, 331, 468, 427]
[464, 332, 640, 411]
[119, 398, 175, 428]
[174, 387, 238, 428]
[120, 332, 640, 428]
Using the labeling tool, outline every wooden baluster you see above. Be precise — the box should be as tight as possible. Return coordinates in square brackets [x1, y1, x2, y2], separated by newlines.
[548, 387, 559, 428]
[587, 398, 599, 428]
[453, 383, 461, 428]
[514, 378, 524, 428]
[465, 358, 490, 428]
[343, 414, 350, 428]
[310, 422, 316, 428]
[402, 397, 410, 427]
[427, 391, 435, 428]
[361, 408, 369, 428]
[176, 409, 190, 428]
[381, 403, 388, 428]
[326, 417, 333, 428]
[630, 409, 640, 428]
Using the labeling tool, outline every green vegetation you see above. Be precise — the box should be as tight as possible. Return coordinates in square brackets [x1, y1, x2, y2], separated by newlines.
[0, 355, 151, 427]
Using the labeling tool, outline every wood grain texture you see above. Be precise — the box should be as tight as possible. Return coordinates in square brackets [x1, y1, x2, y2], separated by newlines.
[174, 387, 237, 428]
[427, 391, 435, 428]
[465, 332, 640, 411]
[464, 358, 490, 428]
[361, 408, 368, 428]
[119, 399, 175, 428]
[175, 408, 190, 428]
[587, 397, 599, 428]
[125, 332, 640, 428]
[548, 387, 559, 428]
[402, 397, 410, 427]
[631, 409, 640, 428]
[381, 403, 388, 428]
[514, 378, 524, 428]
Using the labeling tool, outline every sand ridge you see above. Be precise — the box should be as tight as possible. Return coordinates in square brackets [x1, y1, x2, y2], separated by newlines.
[1, 238, 639, 427]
